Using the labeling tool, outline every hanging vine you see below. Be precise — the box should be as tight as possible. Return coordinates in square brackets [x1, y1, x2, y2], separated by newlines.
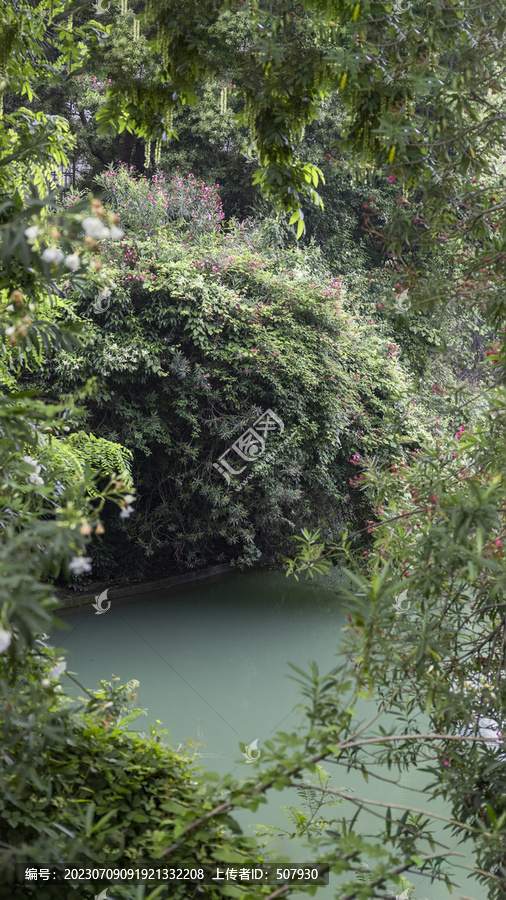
[157, 27, 170, 70]
[164, 104, 173, 133]
[220, 85, 228, 114]
[144, 138, 152, 170]
[154, 137, 162, 166]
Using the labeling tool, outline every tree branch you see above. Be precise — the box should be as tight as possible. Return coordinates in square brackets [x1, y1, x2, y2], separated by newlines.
[78, 110, 109, 166]
[290, 781, 485, 835]
[161, 730, 502, 857]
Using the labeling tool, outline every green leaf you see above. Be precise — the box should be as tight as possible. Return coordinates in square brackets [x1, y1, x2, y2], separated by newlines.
[84, 801, 95, 837]
[486, 804, 497, 826]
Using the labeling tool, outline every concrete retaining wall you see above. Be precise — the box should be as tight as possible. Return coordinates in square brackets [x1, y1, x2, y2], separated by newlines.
[55, 563, 235, 616]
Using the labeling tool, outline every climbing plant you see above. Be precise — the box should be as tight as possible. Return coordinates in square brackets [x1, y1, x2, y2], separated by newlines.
[30, 165, 449, 579]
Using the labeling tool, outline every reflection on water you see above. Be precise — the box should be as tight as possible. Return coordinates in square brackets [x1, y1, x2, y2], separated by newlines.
[54, 570, 482, 899]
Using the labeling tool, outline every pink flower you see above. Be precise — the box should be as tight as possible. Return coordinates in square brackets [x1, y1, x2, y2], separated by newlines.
[388, 175, 395, 183]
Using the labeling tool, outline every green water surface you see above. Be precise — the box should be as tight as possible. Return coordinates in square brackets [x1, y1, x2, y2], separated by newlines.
[53, 570, 484, 900]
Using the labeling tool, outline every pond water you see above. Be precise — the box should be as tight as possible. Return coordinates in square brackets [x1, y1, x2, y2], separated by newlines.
[53, 570, 483, 899]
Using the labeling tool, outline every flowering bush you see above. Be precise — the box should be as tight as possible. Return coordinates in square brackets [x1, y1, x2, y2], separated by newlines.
[76, 73, 112, 91]
[96, 165, 225, 237]
[48, 208, 439, 576]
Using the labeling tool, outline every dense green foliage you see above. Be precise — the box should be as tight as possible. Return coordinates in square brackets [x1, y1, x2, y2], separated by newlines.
[1, 1, 506, 899]
[289, 379, 506, 897]
[27, 165, 442, 578]
[2, 659, 272, 899]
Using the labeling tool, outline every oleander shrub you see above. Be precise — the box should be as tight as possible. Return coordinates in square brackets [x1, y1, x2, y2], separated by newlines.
[95, 165, 225, 237]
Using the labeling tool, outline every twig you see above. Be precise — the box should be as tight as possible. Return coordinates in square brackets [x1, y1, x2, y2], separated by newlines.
[64, 670, 96, 699]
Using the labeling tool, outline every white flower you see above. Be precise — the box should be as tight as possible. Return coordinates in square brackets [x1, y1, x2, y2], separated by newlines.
[41, 247, 65, 265]
[109, 226, 125, 241]
[64, 253, 81, 271]
[48, 660, 67, 679]
[29, 472, 44, 485]
[23, 455, 38, 466]
[82, 217, 110, 240]
[5, 326, 16, 336]
[119, 505, 135, 519]
[68, 556, 93, 575]
[123, 494, 136, 504]
[6, 304, 14, 311]
[0, 628, 12, 654]
[24, 225, 39, 242]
